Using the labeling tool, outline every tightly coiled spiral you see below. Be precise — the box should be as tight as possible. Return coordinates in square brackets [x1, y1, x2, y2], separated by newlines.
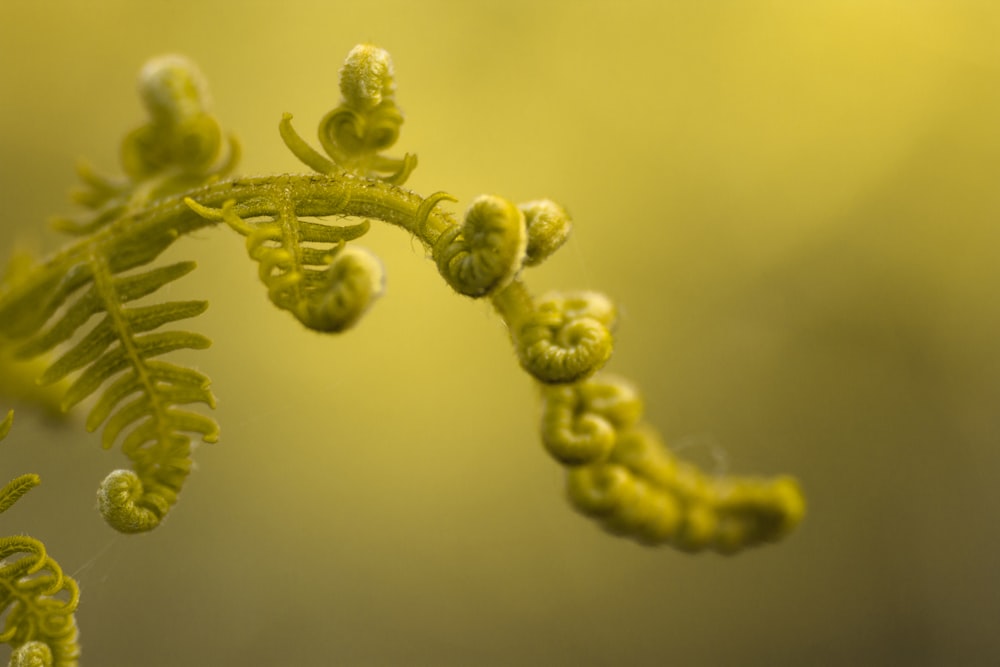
[52, 55, 237, 239]
[295, 245, 385, 333]
[433, 194, 527, 298]
[515, 291, 616, 384]
[338, 44, 396, 111]
[540, 374, 643, 464]
[534, 375, 806, 552]
[10, 641, 52, 667]
[519, 199, 572, 267]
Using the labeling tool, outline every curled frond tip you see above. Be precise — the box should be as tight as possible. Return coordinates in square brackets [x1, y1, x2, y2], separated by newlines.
[98, 469, 170, 534]
[516, 291, 616, 384]
[433, 194, 526, 298]
[340, 44, 395, 111]
[138, 54, 211, 122]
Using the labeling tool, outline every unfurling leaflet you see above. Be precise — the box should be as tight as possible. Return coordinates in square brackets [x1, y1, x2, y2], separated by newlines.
[297, 246, 385, 333]
[185, 198, 383, 334]
[0, 412, 80, 666]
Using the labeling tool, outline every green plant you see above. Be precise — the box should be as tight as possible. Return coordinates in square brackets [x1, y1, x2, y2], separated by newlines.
[0, 413, 79, 667]
[0, 44, 804, 663]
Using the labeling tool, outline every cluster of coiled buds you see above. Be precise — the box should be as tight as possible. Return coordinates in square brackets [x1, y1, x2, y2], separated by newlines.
[423, 185, 803, 551]
[540, 376, 805, 552]
[431, 196, 574, 298]
[426, 193, 615, 384]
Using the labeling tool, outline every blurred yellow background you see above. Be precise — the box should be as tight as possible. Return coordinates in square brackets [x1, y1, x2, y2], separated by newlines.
[2, 1, 1000, 665]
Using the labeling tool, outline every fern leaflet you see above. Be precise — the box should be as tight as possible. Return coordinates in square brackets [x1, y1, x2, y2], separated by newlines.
[0, 250, 217, 533]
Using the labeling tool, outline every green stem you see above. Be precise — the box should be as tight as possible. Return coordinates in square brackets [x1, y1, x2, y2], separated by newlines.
[0, 174, 459, 317]
[490, 279, 535, 330]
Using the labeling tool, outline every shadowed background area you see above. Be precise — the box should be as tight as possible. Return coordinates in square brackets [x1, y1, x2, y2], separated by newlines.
[1, 1, 999, 665]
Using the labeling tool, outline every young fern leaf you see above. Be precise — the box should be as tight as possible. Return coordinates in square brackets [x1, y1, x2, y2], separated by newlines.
[0, 251, 218, 533]
[0, 43, 806, 557]
[0, 413, 81, 666]
[0, 55, 230, 534]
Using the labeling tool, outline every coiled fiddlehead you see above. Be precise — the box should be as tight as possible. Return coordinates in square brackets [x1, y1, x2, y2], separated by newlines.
[279, 44, 416, 184]
[0, 412, 80, 667]
[432, 195, 527, 298]
[539, 374, 643, 465]
[494, 286, 617, 384]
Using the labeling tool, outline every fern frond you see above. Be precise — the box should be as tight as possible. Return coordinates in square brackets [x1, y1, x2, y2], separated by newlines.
[0, 42, 807, 559]
[0, 251, 217, 532]
[0, 54, 240, 534]
[38, 301, 208, 387]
